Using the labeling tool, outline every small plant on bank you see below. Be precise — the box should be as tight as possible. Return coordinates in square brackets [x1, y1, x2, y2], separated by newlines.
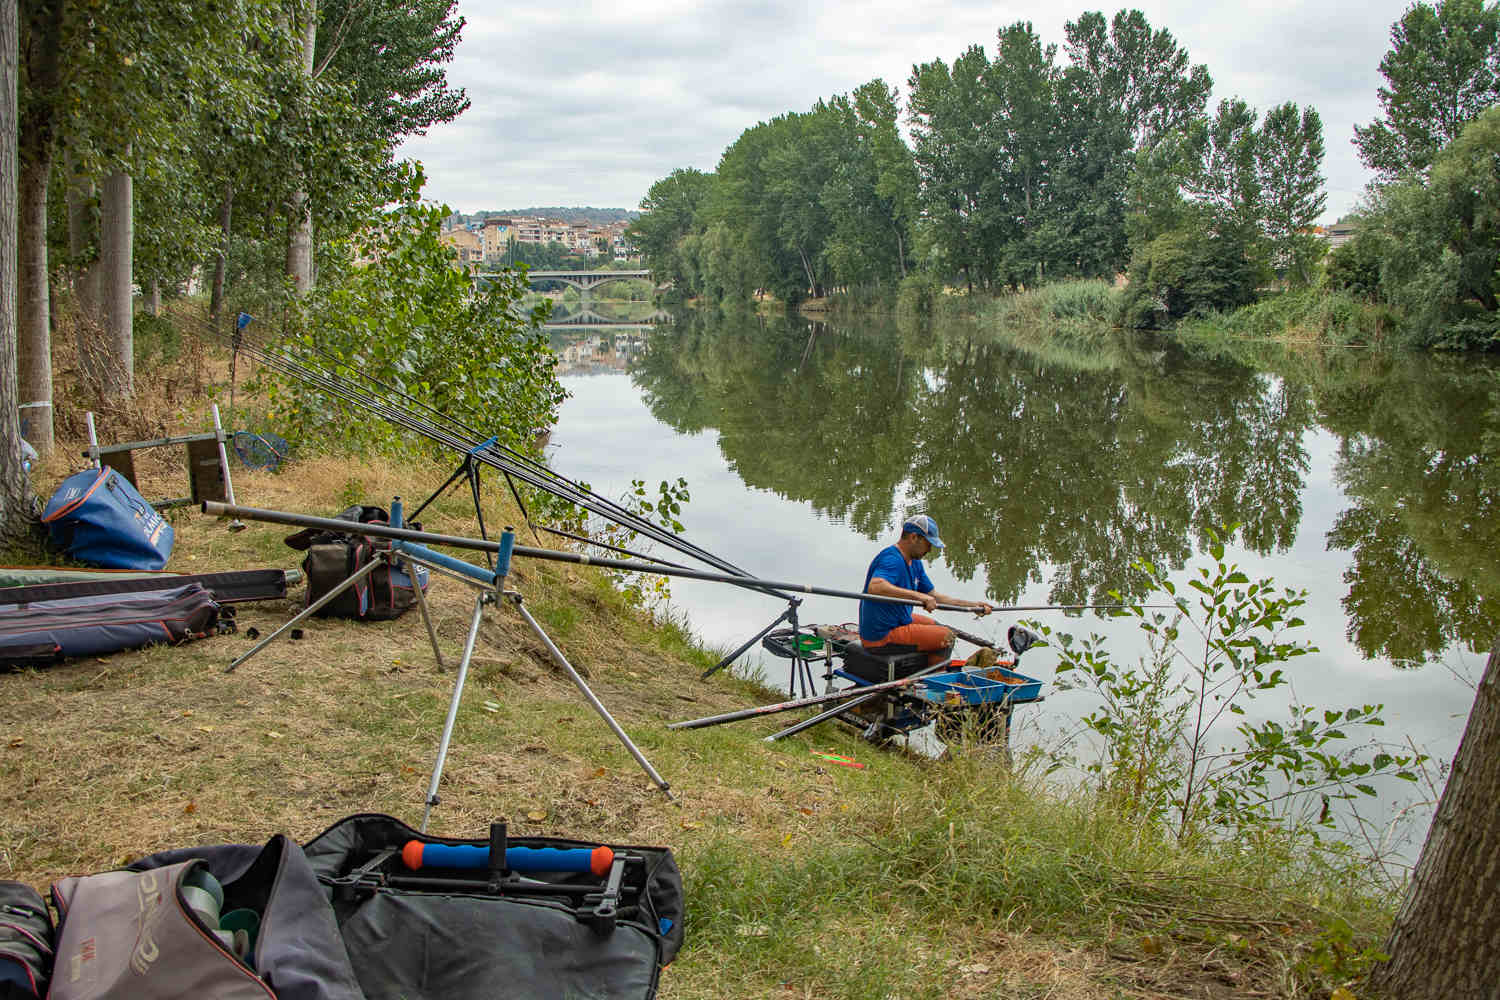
[1038, 525, 1425, 847]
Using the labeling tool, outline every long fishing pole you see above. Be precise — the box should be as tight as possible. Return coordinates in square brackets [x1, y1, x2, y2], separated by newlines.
[214, 313, 749, 575]
[201, 501, 1164, 616]
[231, 333, 777, 589]
[668, 668, 956, 731]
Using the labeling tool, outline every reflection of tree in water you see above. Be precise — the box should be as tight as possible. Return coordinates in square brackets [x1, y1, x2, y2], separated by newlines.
[632, 309, 1321, 607]
[912, 333, 1311, 603]
[1319, 354, 1500, 662]
[632, 309, 916, 537]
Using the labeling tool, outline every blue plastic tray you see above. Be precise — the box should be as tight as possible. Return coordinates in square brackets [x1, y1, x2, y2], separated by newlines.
[912, 666, 1043, 708]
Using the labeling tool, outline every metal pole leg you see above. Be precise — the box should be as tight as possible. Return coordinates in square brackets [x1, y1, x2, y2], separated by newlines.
[405, 556, 445, 669]
[224, 556, 383, 673]
[421, 593, 487, 832]
[211, 404, 246, 532]
[513, 598, 676, 802]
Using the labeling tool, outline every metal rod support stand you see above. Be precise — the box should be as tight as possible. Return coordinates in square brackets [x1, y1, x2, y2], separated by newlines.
[512, 596, 676, 802]
[421, 593, 488, 832]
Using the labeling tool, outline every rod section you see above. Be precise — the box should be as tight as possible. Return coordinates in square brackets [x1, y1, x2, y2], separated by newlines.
[200, 502, 992, 613]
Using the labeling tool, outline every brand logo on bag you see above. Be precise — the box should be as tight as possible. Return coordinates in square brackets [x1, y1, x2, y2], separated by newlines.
[68, 936, 97, 983]
[131, 871, 164, 975]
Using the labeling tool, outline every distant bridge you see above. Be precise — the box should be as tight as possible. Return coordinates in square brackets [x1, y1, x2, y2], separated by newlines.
[475, 268, 655, 293]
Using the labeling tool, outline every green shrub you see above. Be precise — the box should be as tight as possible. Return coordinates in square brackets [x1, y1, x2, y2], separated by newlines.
[270, 202, 566, 455]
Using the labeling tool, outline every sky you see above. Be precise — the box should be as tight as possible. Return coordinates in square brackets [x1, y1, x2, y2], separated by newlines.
[398, 0, 1412, 223]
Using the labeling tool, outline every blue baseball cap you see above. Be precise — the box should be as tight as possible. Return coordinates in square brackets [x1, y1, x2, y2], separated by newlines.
[902, 515, 944, 549]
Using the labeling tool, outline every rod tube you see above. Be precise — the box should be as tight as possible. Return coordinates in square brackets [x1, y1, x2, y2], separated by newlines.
[513, 599, 675, 802]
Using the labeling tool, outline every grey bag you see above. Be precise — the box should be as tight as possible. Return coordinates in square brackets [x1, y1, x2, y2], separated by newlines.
[50, 859, 273, 999]
[49, 834, 363, 1000]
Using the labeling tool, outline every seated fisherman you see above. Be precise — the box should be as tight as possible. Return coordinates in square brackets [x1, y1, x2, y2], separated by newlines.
[859, 515, 993, 665]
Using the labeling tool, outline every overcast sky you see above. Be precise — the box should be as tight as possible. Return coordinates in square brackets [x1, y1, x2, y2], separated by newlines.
[398, 0, 1410, 223]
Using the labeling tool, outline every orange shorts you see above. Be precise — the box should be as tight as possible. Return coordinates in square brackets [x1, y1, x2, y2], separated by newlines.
[864, 614, 954, 665]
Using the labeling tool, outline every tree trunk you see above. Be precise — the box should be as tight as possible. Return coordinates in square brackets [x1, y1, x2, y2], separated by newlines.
[286, 0, 316, 297]
[1368, 636, 1500, 998]
[66, 150, 106, 385]
[99, 165, 132, 397]
[16, 117, 51, 455]
[2, 0, 37, 548]
[145, 280, 159, 316]
[15, 0, 59, 458]
[209, 182, 233, 325]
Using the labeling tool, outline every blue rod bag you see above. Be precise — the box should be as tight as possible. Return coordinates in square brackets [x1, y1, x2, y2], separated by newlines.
[41, 468, 174, 570]
[0, 582, 221, 666]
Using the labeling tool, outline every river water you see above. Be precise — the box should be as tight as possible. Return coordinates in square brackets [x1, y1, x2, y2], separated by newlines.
[545, 308, 1498, 852]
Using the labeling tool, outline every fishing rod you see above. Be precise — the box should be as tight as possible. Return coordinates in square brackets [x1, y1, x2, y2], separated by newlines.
[201, 501, 1165, 617]
[223, 326, 779, 591]
[668, 667, 959, 731]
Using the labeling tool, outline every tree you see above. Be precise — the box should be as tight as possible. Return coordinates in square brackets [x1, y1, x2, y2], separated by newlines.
[1256, 102, 1327, 286]
[1368, 636, 1500, 997]
[3, 0, 33, 548]
[627, 167, 713, 288]
[1361, 106, 1500, 347]
[1354, 0, 1500, 178]
[1056, 8, 1214, 275]
[284, 0, 468, 295]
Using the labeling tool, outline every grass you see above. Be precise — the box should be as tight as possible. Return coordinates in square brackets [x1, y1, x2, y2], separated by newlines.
[0, 318, 1400, 998]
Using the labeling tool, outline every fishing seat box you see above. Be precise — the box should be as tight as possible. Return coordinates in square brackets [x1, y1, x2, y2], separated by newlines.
[838, 640, 931, 684]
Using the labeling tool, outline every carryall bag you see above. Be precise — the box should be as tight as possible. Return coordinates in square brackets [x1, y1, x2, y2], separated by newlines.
[49, 835, 363, 1000]
[0, 582, 223, 667]
[286, 506, 429, 621]
[0, 881, 52, 999]
[41, 467, 174, 570]
[302, 813, 686, 1000]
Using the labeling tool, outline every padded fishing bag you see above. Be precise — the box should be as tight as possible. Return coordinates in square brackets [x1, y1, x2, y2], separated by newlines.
[41, 467, 174, 571]
[49, 835, 363, 1000]
[287, 506, 429, 621]
[302, 813, 686, 1000]
[0, 582, 222, 667]
[0, 881, 52, 999]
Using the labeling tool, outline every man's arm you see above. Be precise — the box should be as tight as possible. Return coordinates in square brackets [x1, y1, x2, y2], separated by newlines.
[867, 575, 938, 612]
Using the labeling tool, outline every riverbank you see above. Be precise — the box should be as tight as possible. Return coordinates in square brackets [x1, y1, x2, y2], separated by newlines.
[2, 340, 1402, 998]
[819, 279, 1406, 351]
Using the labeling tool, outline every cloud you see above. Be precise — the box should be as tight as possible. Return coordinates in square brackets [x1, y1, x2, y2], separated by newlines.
[401, 0, 1414, 219]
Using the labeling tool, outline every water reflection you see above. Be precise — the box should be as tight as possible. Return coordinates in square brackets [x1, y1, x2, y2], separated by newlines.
[602, 307, 1499, 665]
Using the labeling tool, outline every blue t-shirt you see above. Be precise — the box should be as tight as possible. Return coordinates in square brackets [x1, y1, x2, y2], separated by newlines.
[859, 545, 934, 641]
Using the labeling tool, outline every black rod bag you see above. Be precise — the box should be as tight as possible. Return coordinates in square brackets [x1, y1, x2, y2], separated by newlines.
[0, 582, 222, 668]
[0, 569, 291, 608]
[302, 813, 686, 1000]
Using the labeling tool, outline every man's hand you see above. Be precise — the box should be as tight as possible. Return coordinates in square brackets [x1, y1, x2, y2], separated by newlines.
[971, 601, 993, 617]
[920, 593, 938, 613]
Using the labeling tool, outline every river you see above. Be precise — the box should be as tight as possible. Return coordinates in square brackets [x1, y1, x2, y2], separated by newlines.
[545, 307, 1498, 855]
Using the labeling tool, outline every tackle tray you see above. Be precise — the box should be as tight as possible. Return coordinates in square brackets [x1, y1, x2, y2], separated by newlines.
[912, 666, 1043, 707]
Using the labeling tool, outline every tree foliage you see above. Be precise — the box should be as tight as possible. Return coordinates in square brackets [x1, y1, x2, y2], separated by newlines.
[1354, 0, 1500, 179]
[272, 201, 565, 455]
